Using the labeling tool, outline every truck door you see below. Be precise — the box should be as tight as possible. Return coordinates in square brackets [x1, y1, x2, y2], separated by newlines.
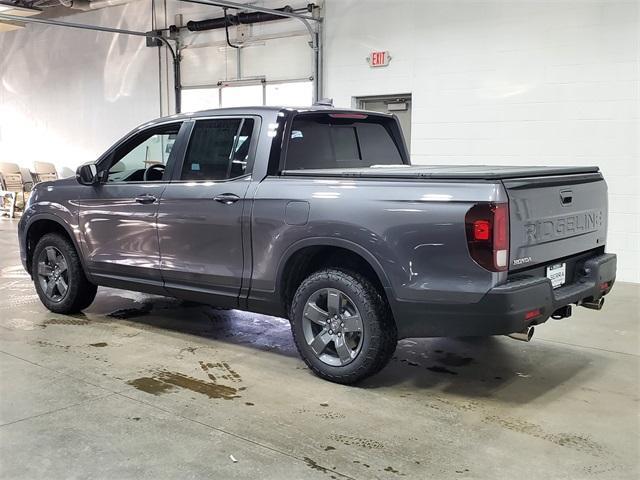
[158, 116, 259, 308]
[78, 121, 184, 293]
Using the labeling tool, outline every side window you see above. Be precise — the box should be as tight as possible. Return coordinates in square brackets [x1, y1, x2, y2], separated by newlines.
[181, 118, 255, 181]
[107, 123, 181, 182]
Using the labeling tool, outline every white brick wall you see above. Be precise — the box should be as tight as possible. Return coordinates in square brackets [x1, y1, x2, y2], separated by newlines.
[324, 0, 639, 283]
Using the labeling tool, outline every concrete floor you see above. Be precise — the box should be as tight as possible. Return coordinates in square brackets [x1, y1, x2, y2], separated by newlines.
[0, 219, 638, 480]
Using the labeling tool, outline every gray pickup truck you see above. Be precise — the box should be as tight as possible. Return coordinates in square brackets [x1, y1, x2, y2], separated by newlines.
[18, 106, 617, 383]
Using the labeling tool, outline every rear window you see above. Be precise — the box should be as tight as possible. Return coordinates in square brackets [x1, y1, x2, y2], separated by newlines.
[285, 113, 404, 170]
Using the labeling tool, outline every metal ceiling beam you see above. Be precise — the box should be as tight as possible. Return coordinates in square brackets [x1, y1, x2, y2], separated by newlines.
[0, 13, 182, 113]
[178, 0, 323, 101]
[0, 13, 158, 41]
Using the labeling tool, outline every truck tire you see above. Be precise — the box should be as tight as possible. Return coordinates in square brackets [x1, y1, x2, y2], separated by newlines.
[290, 268, 397, 384]
[32, 233, 97, 314]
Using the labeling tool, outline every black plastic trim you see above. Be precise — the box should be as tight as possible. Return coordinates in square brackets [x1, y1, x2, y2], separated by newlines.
[390, 253, 616, 339]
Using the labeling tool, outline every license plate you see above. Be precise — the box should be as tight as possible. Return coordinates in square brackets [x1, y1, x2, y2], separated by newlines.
[546, 263, 566, 289]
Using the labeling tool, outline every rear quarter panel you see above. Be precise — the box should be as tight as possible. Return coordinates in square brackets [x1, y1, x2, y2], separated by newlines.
[249, 176, 507, 308]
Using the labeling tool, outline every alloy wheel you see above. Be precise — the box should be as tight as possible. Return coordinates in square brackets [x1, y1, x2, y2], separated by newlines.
[301, 288, 364, 366]
[37, 246, 69, 302]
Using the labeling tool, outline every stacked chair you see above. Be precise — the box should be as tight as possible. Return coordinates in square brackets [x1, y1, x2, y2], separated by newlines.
[33, 161, 59, 184]
[0, 162, 26, 219]
[0, 161, 58, 218]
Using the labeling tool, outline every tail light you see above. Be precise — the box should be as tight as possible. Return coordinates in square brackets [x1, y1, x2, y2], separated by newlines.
[525, 308, 542, 320]
[465, 203, 510, 272]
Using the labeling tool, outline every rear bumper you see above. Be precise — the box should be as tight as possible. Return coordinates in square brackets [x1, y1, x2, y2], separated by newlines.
[391, 253, 616, 339]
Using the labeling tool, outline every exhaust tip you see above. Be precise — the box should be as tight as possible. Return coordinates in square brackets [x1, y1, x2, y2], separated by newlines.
[581, 297, 605, 310]
[507, 326, 534, 342]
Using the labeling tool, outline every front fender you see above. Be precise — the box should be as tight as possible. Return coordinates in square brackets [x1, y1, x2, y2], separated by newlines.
[19, 183, 88, 279]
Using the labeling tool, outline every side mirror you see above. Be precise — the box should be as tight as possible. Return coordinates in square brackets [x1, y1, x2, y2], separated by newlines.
[76, 164, 98, 185]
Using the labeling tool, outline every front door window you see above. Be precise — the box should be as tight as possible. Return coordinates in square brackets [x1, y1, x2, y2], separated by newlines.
[107, 124, 181, 183]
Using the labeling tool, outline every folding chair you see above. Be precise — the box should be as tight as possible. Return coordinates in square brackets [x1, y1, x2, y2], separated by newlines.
[33, 161, 59, 184]
[0, 162, 27, 215]
[0, 173, 17, 219]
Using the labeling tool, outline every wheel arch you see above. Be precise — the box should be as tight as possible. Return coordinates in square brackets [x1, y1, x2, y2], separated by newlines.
[24, 214, 87, 277]
[276, 238, 393, 317]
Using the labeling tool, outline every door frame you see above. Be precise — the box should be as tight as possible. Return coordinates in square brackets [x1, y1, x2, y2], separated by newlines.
[352, 93, 412, 110]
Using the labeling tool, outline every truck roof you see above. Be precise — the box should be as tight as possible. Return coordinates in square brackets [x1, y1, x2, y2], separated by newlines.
[145, 106, 392, 126]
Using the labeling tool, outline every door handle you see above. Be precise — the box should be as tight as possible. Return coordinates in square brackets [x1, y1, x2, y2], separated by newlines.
[560, 190, 573, 206]
[135, 194, 157, 204]
[214, 193, 240, 205]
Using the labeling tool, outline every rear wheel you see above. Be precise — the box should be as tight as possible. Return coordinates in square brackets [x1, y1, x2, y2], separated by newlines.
[32, 233, 97, 314]
[290, 268, 397, 384]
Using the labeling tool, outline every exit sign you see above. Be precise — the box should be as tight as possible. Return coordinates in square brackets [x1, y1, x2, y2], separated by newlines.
[367, 51, 391, 67]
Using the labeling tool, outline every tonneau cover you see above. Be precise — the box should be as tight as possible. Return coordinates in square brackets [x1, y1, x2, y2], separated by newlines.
[282, 165, 600, 180]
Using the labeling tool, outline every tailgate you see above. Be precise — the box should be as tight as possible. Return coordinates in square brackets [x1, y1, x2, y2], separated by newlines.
[504, 172, 608, 270]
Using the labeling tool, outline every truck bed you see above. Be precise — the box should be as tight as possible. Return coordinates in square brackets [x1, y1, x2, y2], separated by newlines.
[282, 163, 607, 274]
[282, 165, 600, 180]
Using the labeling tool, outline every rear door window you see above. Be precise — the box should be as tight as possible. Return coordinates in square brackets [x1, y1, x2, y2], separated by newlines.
[181, 118, 255, 181]
[285, 113, 404, 170]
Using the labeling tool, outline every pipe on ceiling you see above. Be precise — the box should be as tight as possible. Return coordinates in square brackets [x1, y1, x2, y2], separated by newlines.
[186, 5, 294, 32]
[180, 0, 316, 21]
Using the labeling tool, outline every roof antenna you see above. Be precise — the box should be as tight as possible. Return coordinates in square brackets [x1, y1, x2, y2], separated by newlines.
[313, 98, 333, 107]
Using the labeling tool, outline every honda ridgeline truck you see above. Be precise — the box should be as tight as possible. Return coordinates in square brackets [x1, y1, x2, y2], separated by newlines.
[18, 106, 617, 383]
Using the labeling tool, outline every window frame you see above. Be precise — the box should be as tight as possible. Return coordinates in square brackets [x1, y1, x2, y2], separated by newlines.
[96, 120, 187, 185]
[169, 115, 262, 184]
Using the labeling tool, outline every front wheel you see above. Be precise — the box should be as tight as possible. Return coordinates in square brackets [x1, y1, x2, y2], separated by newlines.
[32, 233, 97, 314]
[290, 268, 397, 384]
